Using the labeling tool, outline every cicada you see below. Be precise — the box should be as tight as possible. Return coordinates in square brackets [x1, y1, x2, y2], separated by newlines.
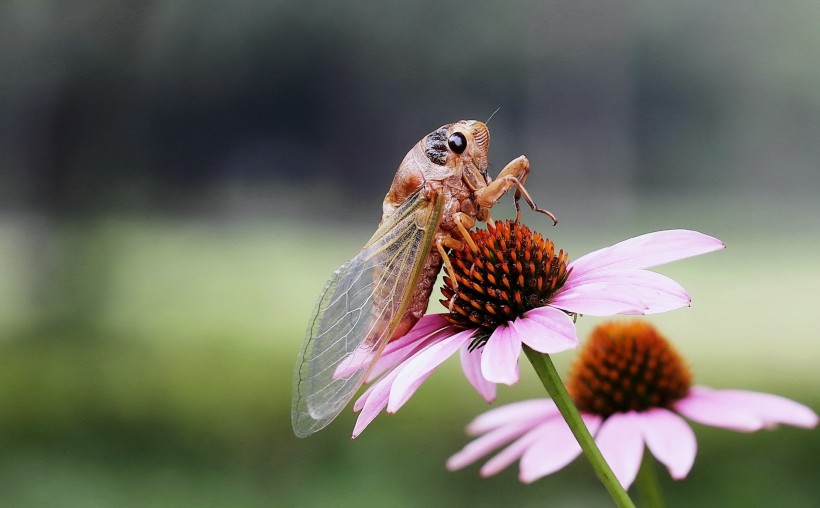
[292, 120, 556, 437]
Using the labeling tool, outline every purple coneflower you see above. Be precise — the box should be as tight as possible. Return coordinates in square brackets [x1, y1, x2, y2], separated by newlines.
[447, 321, 819, 487]
[351, 221, 724, 437]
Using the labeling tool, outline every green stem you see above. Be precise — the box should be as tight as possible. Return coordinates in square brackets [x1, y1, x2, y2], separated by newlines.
[634, 452, 665, 508]
[523, 346, 636, 508]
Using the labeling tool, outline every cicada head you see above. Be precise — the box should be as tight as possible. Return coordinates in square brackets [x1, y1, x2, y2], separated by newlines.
[423, 120, 491, 186]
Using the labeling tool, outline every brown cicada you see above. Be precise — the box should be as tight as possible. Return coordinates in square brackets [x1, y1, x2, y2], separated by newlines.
[292, 120, 556, 437]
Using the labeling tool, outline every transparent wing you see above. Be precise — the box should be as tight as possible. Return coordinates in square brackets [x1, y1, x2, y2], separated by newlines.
[292, 191, 444, 437]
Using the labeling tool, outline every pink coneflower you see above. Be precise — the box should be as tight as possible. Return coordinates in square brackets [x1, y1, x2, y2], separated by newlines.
[351, 221, 724, 437]
[447, 321, 819, 488]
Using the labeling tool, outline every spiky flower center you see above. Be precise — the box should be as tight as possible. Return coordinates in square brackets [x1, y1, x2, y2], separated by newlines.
[567, 321, 692, 418]
[440, 220, 570, 335]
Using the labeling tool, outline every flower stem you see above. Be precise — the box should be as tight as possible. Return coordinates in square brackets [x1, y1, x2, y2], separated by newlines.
[635, 452, 665, 508]
[523, 346, 636, 508]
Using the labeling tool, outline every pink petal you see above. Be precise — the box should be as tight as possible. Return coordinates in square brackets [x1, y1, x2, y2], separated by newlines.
[467, 399, 557, 434]
[386, 329, 473, 412]
[581, 270, 691, 315]
[515, 307, 579, 353]
[353, 378, 377, 413]
[549, 283, 648, 316]
[351, 369, 398, 438]
[367, 325, 453, 383]
[518, 413, 602, 483]
[447, 419, 541, 471]
[334, 346, 375, 380]
[676, 386, 819, 431]
[479, 425, 545, 477]
[460, 343, 496, 403]
[564, 269, 689, 303]
[595, 412, 645, 489]
[674, 386, 767, 432]
[552, 269, 693, 315]
[384, 314, 452, 354]
[570, 230, 724, 274]
[714, 390, 819, 429]
[481, 324, 522, 385]
[638, 408, 697, 480]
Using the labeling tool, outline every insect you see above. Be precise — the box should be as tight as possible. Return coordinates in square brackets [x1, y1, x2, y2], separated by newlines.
[292, 120, 556, 437]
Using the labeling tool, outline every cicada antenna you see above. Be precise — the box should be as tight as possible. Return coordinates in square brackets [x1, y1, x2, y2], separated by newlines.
[486, 107, 501, 124]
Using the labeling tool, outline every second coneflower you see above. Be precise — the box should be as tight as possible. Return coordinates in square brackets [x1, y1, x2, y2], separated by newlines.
[351, 221, 724, 437]
[447, 321, 818, 488]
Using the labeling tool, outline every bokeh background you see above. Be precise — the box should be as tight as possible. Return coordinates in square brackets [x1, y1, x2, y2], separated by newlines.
[2, 1, 819, 506]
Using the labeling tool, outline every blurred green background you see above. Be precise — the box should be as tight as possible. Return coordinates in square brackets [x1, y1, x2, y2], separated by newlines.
[1, 1, 819, 506]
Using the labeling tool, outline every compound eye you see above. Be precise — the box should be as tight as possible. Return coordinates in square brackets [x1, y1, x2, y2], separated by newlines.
[447, 132, 467, 154]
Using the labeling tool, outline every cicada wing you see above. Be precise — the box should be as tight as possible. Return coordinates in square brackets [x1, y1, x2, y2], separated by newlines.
[292, 191, 444, 437]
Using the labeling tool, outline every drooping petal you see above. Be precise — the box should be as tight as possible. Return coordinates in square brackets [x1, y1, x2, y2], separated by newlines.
[352, 378, 376, 413]
[673, 386, 767, 432]
[466, 399, 557, 435]
[460, 343, 496, 403]
[515, 307, 579, 353]
[569, 230, 724, 274]
[386, 328, 473, 412]
[595, 412, 645, 489]
[481, 324, 522, 385]
[334, 346, 376, 381]
[338, 314, 452, 383]
[447, 419, 541, 471]
[519, 413, 602, 483]
[676, 386, 819, 431]
[480, 424, 546, 477]
[367, 322, 453, 383]
[638, 408, 697, 480]
[385, 314, 452, 354]
[351, 368, 399, 438]
[343, 314, 447, 380]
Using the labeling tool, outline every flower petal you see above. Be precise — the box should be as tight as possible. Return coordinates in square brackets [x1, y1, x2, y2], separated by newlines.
[386, 329, 473, 412]
[481, 324, 522, 385]
[592, 269, 692, 314]
[334, 346, 376, 381]
[713, 390, 818, 429]
[447, 419, 541, 471]
[674, 386, 767, 432]
[551, 269, 695, 316]
[479, 424, 546, 477]
[351, 369, 398, 438]
[638, 408, 697, 480]
[569, 230, 724, 273]
[595, 412, 644, 489]
[466, 399, 557, 435]
[385, 313, 452, 353]
[549, 283, 648, 316]
[460, 343, 496, 403]
[515, 307, 579, 353]
[365, 314, 453, 382]
[676, 386, 819, 431]
[519, 413, 602, 483]
[352, 378, 376, 413]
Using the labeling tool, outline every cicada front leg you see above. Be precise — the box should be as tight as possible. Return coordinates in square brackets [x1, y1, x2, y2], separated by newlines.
[476, 156, 558, 225]
[435, 233, 465, 312]
[436, 212, 483, 312]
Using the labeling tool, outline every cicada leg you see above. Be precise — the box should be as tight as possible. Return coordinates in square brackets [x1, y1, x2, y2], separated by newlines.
[476, 156, 558, 225]
[435, 211, 485, 312]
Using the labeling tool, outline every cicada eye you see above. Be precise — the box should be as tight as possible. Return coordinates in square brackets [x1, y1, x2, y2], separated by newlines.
[447, 132, 467, 154]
